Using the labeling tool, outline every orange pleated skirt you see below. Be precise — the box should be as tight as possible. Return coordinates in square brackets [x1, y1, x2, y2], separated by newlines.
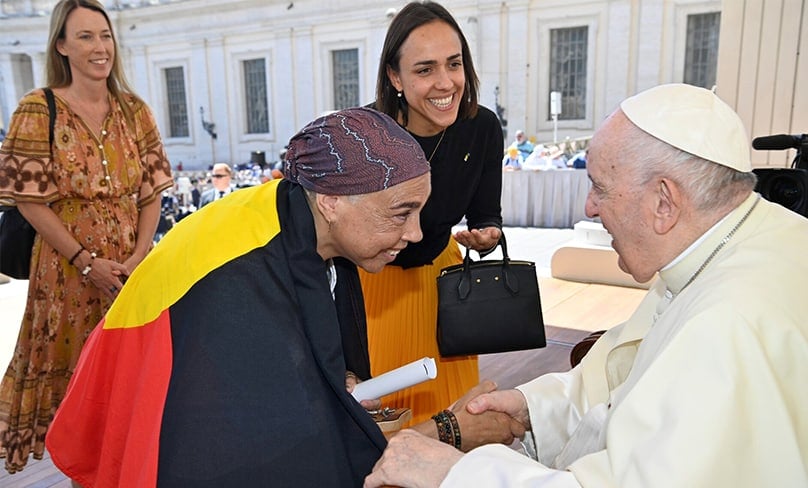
[359, 238, 478, 425]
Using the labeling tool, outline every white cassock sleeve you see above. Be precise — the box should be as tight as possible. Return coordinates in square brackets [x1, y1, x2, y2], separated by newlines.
[442, 306, 808, 488]
[568, 308, 808, 488]
[440, 366, 594, 487]
[442, 444, 579, 487]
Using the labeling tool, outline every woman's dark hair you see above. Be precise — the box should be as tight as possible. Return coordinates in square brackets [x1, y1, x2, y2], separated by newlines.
[375, 1, 479, 126]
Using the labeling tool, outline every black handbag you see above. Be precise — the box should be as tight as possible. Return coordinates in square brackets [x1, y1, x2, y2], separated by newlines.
[0, 208, 36, 279]
[0, 87, 56, 279]
[436, 233, 546, 357]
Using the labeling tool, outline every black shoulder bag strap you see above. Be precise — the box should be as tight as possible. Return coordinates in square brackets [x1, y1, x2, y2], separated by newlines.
[0, 89, 54, 278]
[43, 87, 56, 147]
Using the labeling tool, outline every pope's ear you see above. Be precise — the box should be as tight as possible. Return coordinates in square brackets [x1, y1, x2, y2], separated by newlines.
[654, 178, 682, 234]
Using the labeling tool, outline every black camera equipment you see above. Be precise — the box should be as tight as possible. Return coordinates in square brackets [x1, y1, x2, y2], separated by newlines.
[751, 133, 808, 217]
[751, 133, 808, 169]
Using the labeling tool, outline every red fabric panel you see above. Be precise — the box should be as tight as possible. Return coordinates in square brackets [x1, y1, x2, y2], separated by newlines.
[46, 310, 173, 488]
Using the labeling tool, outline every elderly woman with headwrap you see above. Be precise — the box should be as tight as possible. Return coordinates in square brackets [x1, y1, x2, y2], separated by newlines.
[43, 108, 433, 487]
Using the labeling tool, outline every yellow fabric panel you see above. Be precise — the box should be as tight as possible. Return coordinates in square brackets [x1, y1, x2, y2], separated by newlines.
[105, 179, 282, 329]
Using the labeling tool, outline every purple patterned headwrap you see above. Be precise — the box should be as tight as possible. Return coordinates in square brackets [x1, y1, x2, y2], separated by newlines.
[284, 107, 430, 195]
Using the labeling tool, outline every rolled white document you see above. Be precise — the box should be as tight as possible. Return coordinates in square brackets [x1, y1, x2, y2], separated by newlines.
[351, 357, 437, 402]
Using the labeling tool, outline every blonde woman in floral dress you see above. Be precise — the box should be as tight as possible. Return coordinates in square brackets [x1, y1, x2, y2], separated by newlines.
[0, 0, 173, 474]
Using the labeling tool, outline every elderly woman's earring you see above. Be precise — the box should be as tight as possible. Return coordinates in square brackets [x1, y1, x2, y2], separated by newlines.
[397, 91, 403, 98]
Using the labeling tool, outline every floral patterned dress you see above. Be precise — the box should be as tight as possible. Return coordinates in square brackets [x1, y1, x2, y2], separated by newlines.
[0, 88, 173, 473]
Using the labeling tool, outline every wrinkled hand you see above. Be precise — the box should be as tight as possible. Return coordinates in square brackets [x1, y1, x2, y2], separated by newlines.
[447, 380, 525, 451]
[345, 371, 381, 411]
[364, 429, 462, 488]
[466, 388, 531, 429]
[453, 226, 501, 253]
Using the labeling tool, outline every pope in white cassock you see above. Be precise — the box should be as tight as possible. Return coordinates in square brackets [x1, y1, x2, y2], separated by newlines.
[364, 83, 808, 488]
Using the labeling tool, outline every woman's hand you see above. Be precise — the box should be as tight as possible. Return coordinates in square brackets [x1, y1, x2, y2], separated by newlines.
[17, 201, 130, 299]
[345, 371, 381, 411]
[448, 380, 526, 451]
[453, 226, 501, 253]
[81, 254, 129, 299]
[410, 380, 526, 452]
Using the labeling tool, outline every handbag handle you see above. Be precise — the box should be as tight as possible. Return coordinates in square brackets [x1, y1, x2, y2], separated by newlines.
[457, 232, 519, 299]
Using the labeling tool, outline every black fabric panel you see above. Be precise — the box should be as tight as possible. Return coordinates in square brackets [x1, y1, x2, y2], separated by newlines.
[334, 256, 371, 380]
[157, 181, 384, 487]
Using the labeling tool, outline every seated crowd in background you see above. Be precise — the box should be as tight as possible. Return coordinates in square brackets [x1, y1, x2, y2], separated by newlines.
[501, 146, 524, 170]
[523, 144, 567, 170]
[504, 130, 588, 171]
[154, 159, 285, 242]
[512, 130, 534, 159]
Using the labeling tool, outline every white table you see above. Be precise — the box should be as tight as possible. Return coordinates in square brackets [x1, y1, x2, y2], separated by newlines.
[501, 169, 591, 228]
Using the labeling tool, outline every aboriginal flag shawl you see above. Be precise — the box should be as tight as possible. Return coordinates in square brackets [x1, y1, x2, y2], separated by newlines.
[46, 179, 386, 487]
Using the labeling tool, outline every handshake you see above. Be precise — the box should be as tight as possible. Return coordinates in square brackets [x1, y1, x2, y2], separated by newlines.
[343, 360, 528, 451]
[343, 364, 530, 488]
[407, 380, 529, 452]
[363, 380, 529, 488]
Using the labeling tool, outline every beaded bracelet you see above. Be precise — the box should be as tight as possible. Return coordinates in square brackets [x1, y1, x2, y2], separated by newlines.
[81, 252, 97, 276]
[432, 409, 462, 449]
[68, 247, 85, 265]
[431, 411, 453, 445]
[443, 409, 462, 450]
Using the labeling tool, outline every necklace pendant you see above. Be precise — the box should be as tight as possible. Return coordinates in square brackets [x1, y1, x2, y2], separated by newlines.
[427, 129, 447, 163]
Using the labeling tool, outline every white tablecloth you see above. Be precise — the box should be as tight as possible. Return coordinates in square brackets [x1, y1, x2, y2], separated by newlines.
[501, 169, 591, 228]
